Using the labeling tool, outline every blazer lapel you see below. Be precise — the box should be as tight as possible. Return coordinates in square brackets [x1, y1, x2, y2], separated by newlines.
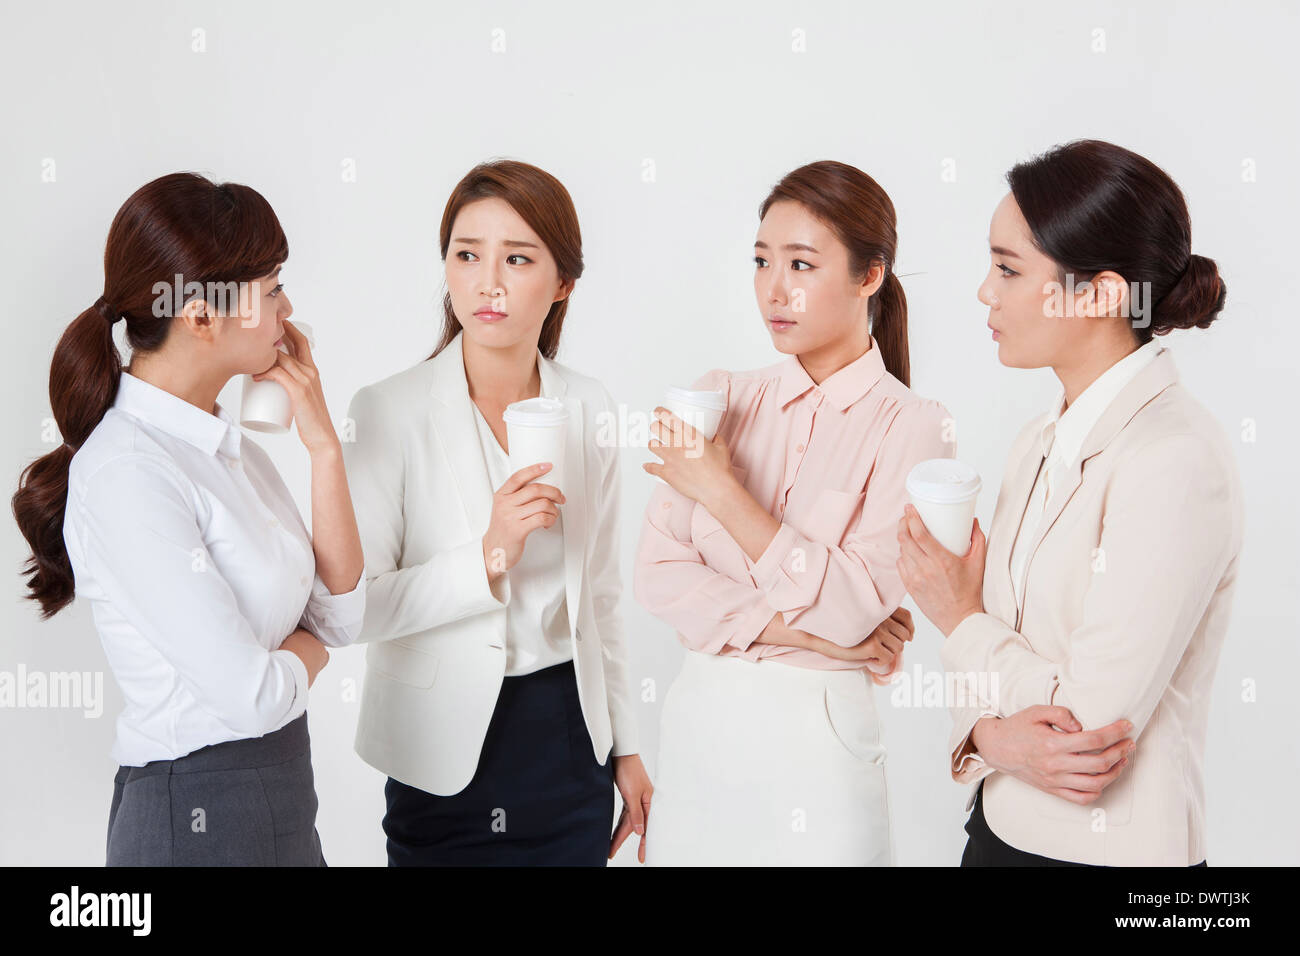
[994, 429, 1048, 622]
[537, 354, 587, 640]
[428, 332, 496, 543]
[1015, 347, 1180, 620]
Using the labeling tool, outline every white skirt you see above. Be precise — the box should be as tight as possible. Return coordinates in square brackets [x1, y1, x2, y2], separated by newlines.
[646, 650, 893, 866]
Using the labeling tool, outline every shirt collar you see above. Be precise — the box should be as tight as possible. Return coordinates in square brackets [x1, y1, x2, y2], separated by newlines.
[113, 371, 243, 459]
[776, 335, 888, 411]
[1039, 339, 1164, 465]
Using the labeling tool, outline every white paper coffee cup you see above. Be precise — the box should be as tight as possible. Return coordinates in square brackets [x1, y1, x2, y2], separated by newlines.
[663, 386, 727, 441]
[653, 386, 727, 483]
[240, 322, 316, 434]
[905, 458, 982, 556]
[503, 397, 568, 496]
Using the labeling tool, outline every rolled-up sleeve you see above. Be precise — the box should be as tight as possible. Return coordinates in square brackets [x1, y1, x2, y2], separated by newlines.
[74, 454, 309, 739]
[741, 399, 956, 647]
[298, 561, 367, 647]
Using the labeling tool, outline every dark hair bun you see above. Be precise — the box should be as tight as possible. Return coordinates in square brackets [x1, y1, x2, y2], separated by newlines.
[1151, 253, 1226, 335]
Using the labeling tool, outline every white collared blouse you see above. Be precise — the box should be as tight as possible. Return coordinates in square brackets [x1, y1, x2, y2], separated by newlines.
[62, 371, 365, 766]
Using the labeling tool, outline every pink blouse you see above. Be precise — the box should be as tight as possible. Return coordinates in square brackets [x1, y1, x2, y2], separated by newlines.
[633, 336, 955, 670]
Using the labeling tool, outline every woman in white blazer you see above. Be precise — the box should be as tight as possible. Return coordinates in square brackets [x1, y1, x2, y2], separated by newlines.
[898, 140, 1243, 866]
[343, 160, 652, 866]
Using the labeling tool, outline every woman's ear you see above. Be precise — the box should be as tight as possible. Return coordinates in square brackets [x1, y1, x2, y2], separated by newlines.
[179, 295, 219, 340]
[553, 277, 575, 304]
[1078, 270, 1129, 318]
[858, 260, 886, 299]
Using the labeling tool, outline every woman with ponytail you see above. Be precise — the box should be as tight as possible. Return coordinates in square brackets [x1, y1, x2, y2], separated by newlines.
[899, 139, 1243, 866]
[12, 172, 366, 865]
[633, 161, 955, 864]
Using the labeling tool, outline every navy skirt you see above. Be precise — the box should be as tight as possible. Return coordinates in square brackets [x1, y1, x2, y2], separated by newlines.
[383, 659, 616, 866]
[106, 712, 325, 867]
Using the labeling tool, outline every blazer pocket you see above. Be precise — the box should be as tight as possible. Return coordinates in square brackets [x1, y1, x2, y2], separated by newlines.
[368, 639, 440, 689]
[799, 488, 867, 546]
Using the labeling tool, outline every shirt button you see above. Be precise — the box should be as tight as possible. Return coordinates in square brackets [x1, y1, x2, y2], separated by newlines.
[662, 501, 671, 510]
[795, 443, 805, 453]
[299, 576, 308, 586]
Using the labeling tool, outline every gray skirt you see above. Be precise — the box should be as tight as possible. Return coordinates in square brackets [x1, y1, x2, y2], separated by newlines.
[106, 712, 326, 866]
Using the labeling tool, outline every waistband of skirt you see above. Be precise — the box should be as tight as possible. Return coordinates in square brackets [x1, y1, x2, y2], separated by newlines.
[116, 712, 312, 780]
[679, 649, 871, 692]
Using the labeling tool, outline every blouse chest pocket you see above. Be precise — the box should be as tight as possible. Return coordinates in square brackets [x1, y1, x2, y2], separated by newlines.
[793, 488, 867, 547]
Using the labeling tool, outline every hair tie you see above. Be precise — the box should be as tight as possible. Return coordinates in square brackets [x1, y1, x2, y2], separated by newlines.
[93, 296, 120, 324]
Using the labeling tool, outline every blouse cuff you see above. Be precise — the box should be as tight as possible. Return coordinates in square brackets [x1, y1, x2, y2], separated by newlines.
[726, 599, 778, 653]
[306, 563, 367, 632]
[272, 647, 312, 723]
[742, 523, 800, 592]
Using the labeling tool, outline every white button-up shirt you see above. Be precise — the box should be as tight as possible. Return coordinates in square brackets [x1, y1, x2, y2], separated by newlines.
[62, 371, 365, 766]
[1009, 339, 1163, 607]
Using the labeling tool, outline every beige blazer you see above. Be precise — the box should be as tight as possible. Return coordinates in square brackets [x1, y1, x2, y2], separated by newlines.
[941, 345, 1244, 866]
[343, 332, 638, 796]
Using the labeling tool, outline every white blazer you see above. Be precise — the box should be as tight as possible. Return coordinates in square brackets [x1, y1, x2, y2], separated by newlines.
[342, 331, 639, 795]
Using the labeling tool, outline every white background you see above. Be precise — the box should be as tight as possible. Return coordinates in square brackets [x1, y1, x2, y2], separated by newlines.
[2, 0, 1296, 866]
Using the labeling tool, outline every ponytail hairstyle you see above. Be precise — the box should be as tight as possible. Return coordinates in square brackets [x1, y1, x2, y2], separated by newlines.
[431, 159, 584, 361]
[1006, 139, 1226, 343]
[13, 172, 288, 619]
[759, 160, 910, 387]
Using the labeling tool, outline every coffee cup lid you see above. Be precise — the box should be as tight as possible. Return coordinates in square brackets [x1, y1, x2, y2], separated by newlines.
[906, 458, 982, 504]
[502, 396, 568, 426]
[665, 385, 727, 411]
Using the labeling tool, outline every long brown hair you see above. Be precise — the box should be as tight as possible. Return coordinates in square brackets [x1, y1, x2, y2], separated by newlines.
[13, 172, 288, 619]
[430, 159, 584, 361]
[759, 161, 910, 387]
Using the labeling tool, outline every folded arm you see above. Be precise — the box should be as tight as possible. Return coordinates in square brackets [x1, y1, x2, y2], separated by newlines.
[732, 399, 955, 647]
[941, 432, 1237, 778]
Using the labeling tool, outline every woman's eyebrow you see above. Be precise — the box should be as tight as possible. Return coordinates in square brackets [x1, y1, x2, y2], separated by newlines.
[989, 244, 1022, 260]
[451, 237, 540, 249]
[754, 240, 820, 253]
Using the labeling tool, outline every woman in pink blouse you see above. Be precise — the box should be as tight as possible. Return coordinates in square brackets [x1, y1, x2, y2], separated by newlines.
[634, 161, 956, 865]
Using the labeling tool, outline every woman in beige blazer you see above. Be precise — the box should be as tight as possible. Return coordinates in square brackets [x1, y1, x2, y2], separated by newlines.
[898, 139, 1243, 867]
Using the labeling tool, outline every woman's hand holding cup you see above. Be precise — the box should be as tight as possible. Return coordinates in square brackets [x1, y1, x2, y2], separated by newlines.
[249, 319, 338, 456]
[481, 462, 567, 582]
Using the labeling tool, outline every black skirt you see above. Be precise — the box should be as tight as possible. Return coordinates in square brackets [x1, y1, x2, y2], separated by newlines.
[106, 711, 325, 866]
[383, 659, 616, 866]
